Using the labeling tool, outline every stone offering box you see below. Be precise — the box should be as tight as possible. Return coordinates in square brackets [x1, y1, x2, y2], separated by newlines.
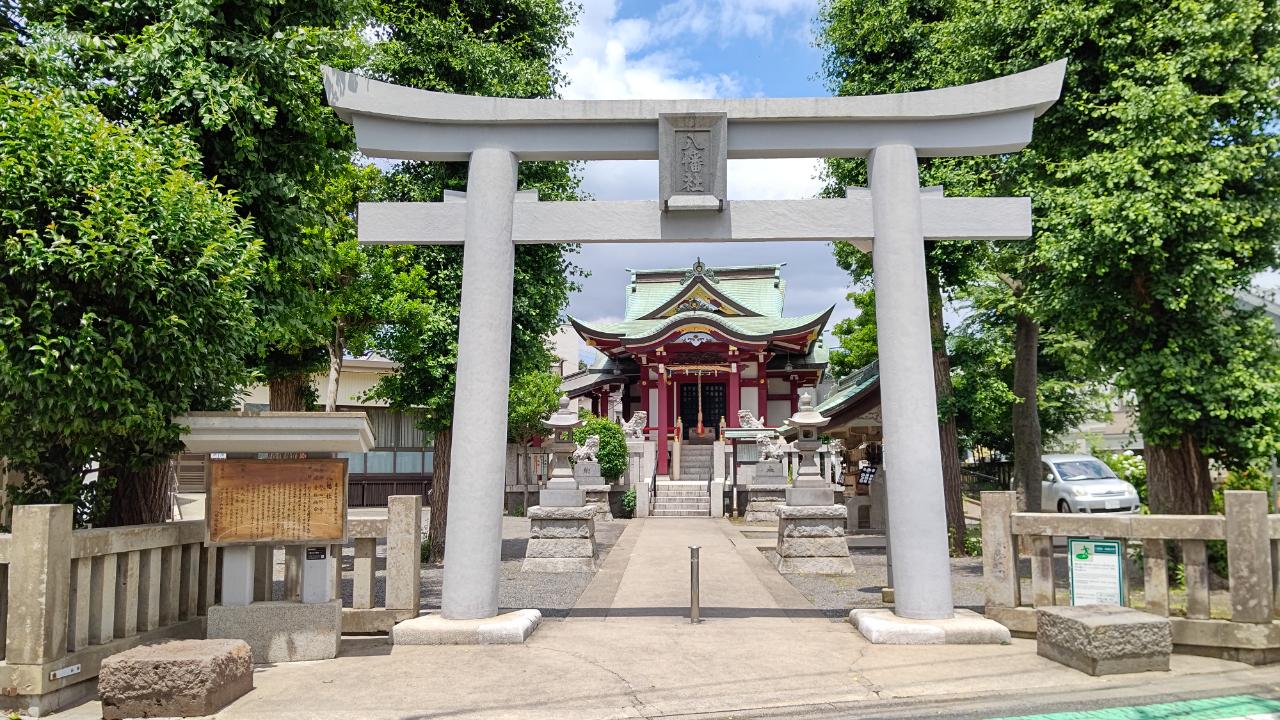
[1036, 605, 1172, 676]
[99, 639, 253, 719]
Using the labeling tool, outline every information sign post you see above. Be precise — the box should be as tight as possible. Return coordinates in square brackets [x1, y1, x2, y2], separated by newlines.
[1068, 538, 1126, 606]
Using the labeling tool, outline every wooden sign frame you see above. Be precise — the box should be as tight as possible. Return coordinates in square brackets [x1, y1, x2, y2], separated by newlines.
[206, 458, 348, 545]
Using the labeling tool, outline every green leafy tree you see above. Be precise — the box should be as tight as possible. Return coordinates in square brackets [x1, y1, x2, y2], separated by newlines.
[827, 288, 878, 378]
[506, 370, 563, 509]
[363, 0, 583, 562]
[818, 0, 1280, 514]
[19, 0, 370, 410]
[0, 83, 259, 524]
[574, 417, 627, 481]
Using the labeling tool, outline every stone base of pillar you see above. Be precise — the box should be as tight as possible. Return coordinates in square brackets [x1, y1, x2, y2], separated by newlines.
[522, 505, 596, 573]
[207, 600, 341, 663]
[849, 608, 1012, 645]
[391, 609, 542, 645]
[581, 485, 614, 521]
[786, 486, 834, 506]
[743, 486, 787, 522]
[774, 504, 854, 575]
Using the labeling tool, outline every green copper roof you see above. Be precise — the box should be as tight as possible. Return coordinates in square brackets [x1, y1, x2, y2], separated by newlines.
[816, 360, 879, 416]
[624, 267, 787, 319]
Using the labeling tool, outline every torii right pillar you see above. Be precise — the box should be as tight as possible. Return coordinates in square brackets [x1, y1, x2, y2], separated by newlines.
[850, 145, 1012, 643]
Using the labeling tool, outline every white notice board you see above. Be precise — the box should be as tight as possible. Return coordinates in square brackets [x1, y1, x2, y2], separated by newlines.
[1067, 538, 1125, 606]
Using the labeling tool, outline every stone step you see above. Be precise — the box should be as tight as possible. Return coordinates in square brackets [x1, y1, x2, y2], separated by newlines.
[651, 511, 710, 517]
[655, 491, 707, 496]
[653, 502, 710, 509]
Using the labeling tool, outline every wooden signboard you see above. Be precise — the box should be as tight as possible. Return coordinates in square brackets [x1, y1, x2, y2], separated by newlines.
[207, 459, 347, 545]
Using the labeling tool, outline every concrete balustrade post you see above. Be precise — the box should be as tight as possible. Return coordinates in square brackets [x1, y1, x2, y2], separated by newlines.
[387, 495, 423, 614]
[6, 504, 73, 665]
[441, 147, 518, 620]
[869, 144, 955, 620]
[980, 491, 1019, 609]
[1225, 491, 1274, 623]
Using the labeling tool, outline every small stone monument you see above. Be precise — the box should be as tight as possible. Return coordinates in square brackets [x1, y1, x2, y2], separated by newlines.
[775, 391, 854, 574]
[741, 430, 787, 521]
[524, 396, 597, 572]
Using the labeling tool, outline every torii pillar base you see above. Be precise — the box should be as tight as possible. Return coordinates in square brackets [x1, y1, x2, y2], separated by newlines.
[391, 609, 542, 645]
[849, 609, 1011, 645]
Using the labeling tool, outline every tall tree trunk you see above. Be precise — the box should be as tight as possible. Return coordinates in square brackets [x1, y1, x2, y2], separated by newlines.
[105, 461, 172, 526]
[325, 321, 345, 412]
[1145, 432, 1212, 514]
[928, 276, 968, 556]
[1012, 311, 1044, 512]
[269, 373, 310, 411]
[427, 427, 453, 563]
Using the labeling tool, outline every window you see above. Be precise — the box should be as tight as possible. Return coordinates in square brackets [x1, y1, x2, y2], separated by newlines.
[339, 407, 432, 476]
[1053, 460, 1116, 481]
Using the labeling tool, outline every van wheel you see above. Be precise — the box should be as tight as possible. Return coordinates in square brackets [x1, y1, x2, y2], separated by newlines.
[1057, 500, 1071, 514]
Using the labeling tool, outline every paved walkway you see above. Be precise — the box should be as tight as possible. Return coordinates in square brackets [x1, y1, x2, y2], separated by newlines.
[60, 518, 1280, 719]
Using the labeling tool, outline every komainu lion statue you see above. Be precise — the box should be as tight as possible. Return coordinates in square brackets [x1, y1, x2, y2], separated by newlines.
[573, 435, 600, 463]
[622, 411, 647, 440]
[756, 433, 792, 462]
[738, 410, 766, 429]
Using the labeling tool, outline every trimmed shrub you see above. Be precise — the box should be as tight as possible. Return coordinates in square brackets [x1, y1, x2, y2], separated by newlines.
[574, 416, 628, 480]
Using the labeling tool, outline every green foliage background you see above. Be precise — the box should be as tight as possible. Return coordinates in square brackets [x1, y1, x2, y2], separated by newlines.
[0, 83, 259, 515]
[574, 417, 627, 481]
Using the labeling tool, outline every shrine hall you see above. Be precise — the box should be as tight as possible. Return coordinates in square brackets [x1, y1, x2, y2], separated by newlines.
[563, 260, 831, 476]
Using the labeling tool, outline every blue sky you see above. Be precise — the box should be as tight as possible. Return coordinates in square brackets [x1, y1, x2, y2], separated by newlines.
[558, 0, 858, 353]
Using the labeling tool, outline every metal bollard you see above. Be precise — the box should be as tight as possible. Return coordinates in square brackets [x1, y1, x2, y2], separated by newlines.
[689, 545, 701, 623]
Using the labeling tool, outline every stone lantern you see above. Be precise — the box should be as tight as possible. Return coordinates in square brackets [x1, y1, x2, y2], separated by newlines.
[774, 389, 853, 575]
[786, 389, 832, 507]
[524, 396, 597, 572]
[540, 395, 585, 508]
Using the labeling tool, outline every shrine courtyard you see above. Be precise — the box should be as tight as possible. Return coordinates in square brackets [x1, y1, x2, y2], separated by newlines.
[57, 515, 1279, 720]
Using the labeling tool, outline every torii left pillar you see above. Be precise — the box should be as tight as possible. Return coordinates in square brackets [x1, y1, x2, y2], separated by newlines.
[390, 147, 543, 644]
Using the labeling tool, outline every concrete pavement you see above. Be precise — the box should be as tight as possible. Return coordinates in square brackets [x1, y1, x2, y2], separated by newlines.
[58, 518, 1277, 719]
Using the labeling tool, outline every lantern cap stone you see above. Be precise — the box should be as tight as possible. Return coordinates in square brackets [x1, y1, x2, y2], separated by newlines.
[788, 389, 830, 429]
[543, 395, 583, 431]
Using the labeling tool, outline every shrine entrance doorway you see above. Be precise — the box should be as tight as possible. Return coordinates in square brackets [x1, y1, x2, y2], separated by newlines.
[679, 381, 726, 442]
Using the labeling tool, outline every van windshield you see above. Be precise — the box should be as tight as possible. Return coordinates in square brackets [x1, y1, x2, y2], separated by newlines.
[1054, 459, 1117, 481]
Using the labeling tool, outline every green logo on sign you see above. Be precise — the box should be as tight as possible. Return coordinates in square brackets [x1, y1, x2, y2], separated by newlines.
[1075, 547, 1090, 560]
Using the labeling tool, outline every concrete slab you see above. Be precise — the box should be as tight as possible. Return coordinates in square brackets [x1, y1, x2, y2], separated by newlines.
[851, 608, 1012, 645]
[390, 609, 542, 645]
[207, 600, 341, 663]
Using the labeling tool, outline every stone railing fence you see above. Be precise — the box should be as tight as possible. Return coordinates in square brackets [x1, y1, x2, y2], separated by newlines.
[982, 490, 1280, 664]
[0, 504, 215, 714]
[342, 495, 422, 633]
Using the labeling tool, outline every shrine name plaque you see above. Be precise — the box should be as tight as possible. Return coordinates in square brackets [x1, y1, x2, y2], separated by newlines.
[207, 459, 347, 545]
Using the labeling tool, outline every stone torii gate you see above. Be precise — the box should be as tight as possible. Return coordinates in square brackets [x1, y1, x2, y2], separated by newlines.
[323, 61, 1065, 638]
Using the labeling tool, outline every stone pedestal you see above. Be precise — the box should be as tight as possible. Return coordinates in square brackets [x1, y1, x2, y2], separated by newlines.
[392, 609, 542, 645]
[850, 608, 1012, 645]
[207, 600, 342, 663]
[581, 484, 614, 521]
[1037, 605, 1172, 675]
[774, 505, 854, 575]
[523, 505, 596, 572]
[753, 460, 784, 485]
[99, 640, 253, 719]
[743, 486, 787, 522]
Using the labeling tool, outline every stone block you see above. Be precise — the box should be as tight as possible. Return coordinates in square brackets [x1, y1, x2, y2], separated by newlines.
[776, 537, 849, 558]
[529, 519, 591, 539]
[786, 486, 834, 506]
[850, 609, 1011, 645]
[573, 461, 603, 484]
[753, 461, 785, 485]
[99, 639, 252, 719]
[775, 556, 856, 574]
[525, 538, 593, 558]
[207, 600, 341, 663]
[539, 488, 586, 508]
[1036, 605, 1172, 676]
[392, 610, 541, 645]
[528, 505, 596, 521]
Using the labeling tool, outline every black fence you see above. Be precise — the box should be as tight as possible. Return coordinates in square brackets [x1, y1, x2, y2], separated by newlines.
[348, 475, 432, 507]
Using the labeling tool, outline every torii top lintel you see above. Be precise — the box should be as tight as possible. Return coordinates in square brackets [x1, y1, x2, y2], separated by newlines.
[323, 61, 1066, 163]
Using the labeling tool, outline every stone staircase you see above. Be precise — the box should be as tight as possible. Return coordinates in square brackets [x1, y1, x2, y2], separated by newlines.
[651, 445, 714, 517]
[651, 481, 710, 517]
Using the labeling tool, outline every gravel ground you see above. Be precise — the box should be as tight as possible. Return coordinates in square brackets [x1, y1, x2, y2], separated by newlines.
[777, 545, 987, 619]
